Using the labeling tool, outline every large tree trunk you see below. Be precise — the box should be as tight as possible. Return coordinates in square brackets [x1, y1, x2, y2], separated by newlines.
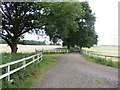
[1, 36, 18, 54]
[10, 39, 18, 54]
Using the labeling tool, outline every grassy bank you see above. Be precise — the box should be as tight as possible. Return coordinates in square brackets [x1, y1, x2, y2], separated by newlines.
[82, 53, 119, 68]
[1, 53, 58, 88]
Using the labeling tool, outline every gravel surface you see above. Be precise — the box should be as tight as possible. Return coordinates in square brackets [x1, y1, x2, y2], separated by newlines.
[33, 53, 118, 88]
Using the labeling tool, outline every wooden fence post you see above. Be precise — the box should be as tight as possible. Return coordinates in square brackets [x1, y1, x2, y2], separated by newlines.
[42, 48, 44, 53]
[111, 57, 112, 60]
[104, 56, 106, 60]
[6, 65, 10, 81]
[33, 56, 35, 61]
[85, 50, 87, 54]
[37, 54, 40, 63]
[41, 52, 43, 61]
[23, 60, 26, 70]
[0, 52, 44, 81]
[35, 49, 38, 54]
[67, 50, 68, 53]
[82, 50, 84, 54]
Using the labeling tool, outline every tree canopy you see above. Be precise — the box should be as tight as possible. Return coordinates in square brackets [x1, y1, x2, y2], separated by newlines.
[1, 2, 42, 53]
[0, 2, 98, 53]
[62, 2, 98, 49]
[42, 2, 83, 41]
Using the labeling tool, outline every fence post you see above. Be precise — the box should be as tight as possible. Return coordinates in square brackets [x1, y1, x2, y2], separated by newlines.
[23, 60, 26, 70]
[6, 65, 10, 81]
[41, 52, 43, 61]
[33, 56, 35, 61]
[85, 50, 87, 54]
[111, 57, 112, 60]
[89, 53, 91, 56]
[35, 49, 38, 54]
[82, 50, 83, 53]
[42, 48, 44, 53]
[104, 56, 106, 60]
[37, 54, 40, 63]
[67, 49, 68, 53]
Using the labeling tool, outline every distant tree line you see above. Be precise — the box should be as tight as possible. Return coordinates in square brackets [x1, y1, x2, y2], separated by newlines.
[19, 40, 46, 45]
[0, 39, 7, 44]
[0, 39, 46, 45]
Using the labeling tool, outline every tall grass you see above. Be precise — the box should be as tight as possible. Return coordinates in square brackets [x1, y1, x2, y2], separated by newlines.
[82, 53, 119, 68]
[1, 53, 58, 88]
[2, 53, 33, 64]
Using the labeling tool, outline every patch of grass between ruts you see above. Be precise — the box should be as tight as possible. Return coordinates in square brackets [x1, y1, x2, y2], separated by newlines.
[1, 53, 58, 88]
[81, 53, 119, 68]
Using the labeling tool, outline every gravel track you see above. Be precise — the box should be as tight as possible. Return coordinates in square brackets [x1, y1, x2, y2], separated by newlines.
[33, 53, 118, 88]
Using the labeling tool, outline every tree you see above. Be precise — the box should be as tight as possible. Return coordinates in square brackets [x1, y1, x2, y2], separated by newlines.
[41, 2, 83, 43]
[0, 2, 83, 53]
[0, 2, 42, 53]
[0, 2, 97, 53]
[63, 1, 98, 49]
[76, 2, 98, 48]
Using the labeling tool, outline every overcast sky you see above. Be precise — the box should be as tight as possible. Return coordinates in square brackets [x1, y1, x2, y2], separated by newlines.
[84, 0, 119, 45]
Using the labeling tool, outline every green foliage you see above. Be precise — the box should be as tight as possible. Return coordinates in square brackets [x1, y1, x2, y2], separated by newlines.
[82, 53, 119, 68]
[2, 53, 33, 64]
[41, 2, 83, 41]
[1, 2, 98, 53]
[1, 2, 41, 53]
[1, 53, 58, 88]
[63, 1, 98, 49]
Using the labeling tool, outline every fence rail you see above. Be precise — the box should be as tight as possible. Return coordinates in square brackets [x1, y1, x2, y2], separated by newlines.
[82, 49, 120, 61]
[0, 49, 69, 82]
[42, 49, 69, 53]
[0, 52, 43, 81]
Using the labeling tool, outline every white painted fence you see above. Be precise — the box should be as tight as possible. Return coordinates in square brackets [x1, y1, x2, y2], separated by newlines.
[0, 52, 43, 81]
[0, 49, 69, 82]
[82, 49, 120, 62]
[42, 49, 69, 53]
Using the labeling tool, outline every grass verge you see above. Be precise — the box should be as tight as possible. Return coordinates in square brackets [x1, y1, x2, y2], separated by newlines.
[1, 53, 58, 88]
[81, 53, 119, 68]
